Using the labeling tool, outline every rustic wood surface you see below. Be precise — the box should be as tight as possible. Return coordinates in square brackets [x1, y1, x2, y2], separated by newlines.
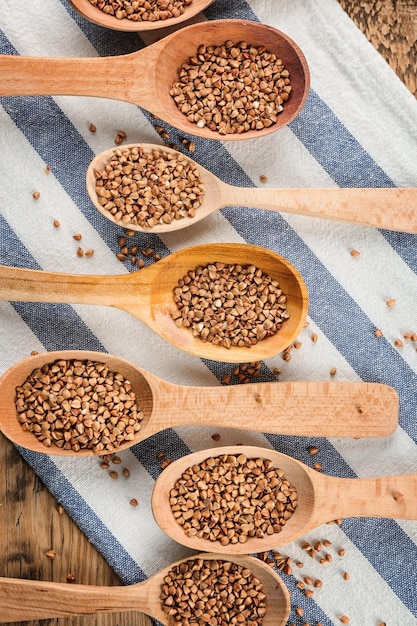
[0, 2, 416, 625]
[338, 0, 417, 97]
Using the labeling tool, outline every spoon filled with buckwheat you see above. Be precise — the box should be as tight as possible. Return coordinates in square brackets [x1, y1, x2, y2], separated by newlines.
[87, 143, 417, 234]
[0, 19, 309, 140]
[69, 0, 216, 32]
[152, 446, 417, 554]
[0, 243, 308, 363]
[0, 350, 397, 456]
[0, 552, 290, 624]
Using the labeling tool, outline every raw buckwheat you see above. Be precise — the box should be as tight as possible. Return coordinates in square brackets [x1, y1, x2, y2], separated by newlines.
[169, 453, 298, 546]
[172, 262, 290, 348]
[15, 358, 144, 453]
[93, 145, 204, 228]
[170, 40, 292, 135]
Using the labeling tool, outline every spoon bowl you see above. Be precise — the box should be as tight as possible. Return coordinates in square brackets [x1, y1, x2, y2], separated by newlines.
[69, 0, 215, 32]
[87, 143, 417, 234]
[0, 243, 308, 362]
[0, 552, 290, 624]
[153, 445, 417, 554]
[0, 350, 398, 456]
[0, 20, 310, 140]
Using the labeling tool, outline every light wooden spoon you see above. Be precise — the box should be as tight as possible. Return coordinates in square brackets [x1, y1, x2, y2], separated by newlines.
[0, 552, 290, 624]
[69, 0, 215, 31]
[87, 143, 417, 233]
[0, 243, 308, 363]
[0, 350, 398, 456]
[0, 19, 309, 141]
[152, 445, 417, 554]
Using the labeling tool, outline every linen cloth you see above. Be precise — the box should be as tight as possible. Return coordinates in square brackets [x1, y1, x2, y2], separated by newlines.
[1, 1, 417, 624]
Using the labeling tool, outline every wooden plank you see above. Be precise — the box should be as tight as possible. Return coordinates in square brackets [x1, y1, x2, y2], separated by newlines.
[0, 433, 151, 626]
[338, 0, 417, 97]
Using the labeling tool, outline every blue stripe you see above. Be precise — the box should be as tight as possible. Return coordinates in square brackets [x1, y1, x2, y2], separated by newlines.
[131, 431, 192, 480]
[289, 90, 395, 188]
[343, 517, 417, 614]
[205, 0, 258, 20]
[17, 447, 147, 585]
[289, 90, 417, 275]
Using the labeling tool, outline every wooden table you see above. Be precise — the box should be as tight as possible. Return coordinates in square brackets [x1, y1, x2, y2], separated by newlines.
[338, 0, 417, 98]
[1, 2, 416, 625]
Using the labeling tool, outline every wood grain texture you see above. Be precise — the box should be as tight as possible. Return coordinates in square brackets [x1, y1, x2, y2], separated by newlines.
[0, 432, 150, 626]
[1, 3, 415, 626]
[338, 0, 417, 97]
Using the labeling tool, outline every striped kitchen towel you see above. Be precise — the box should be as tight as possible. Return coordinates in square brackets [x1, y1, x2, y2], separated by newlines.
[1, 0, 417, 624]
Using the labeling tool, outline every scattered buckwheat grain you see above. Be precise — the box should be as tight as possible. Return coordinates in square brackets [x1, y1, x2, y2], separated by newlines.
[45, 549, 56, 559]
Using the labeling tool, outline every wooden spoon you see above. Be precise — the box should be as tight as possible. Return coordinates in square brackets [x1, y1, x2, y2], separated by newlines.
[0, 19, 309, 140]
[152, 445, 417, 554]
[0, 243, 308, 363]
[0, 350, 398, 456]
[88, 143, 417, 234]
[0, 552, 290, 624]
[69, 0, 215, 31]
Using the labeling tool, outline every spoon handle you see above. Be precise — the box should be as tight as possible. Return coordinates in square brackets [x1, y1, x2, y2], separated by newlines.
[0, 50, 159, 110]
[309, 472, 417, 529]
[0, 264, 147, 312]
[0, 578, 150, 622]
[153, 380, 398, 437]
[225, 186, 417, 233]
